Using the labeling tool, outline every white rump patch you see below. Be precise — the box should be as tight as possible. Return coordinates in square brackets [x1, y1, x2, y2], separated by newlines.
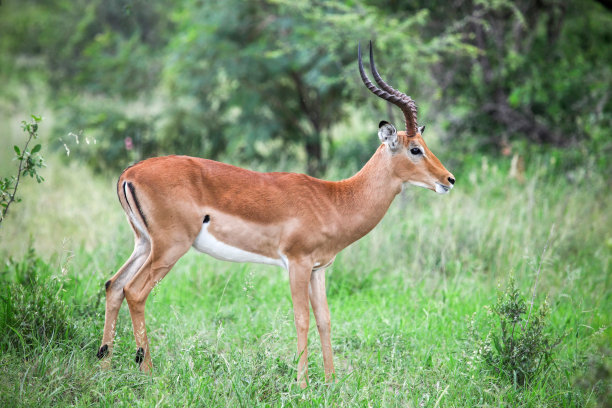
[193, 222, 288, 270]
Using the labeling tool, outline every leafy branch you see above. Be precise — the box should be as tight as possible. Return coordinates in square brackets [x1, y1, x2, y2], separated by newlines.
[0, 115, 45, 226]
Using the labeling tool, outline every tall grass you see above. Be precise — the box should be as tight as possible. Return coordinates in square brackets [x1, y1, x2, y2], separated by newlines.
[0, 148, 610, 407]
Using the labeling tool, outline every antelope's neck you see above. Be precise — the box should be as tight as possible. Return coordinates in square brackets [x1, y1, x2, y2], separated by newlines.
[330, 145, 402, 247]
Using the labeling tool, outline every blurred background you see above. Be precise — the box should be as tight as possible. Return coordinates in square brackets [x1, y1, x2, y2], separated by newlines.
[1, 0, 610, 179]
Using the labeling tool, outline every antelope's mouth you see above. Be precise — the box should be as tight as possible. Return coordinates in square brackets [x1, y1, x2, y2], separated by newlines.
[434, 182, 452, 194]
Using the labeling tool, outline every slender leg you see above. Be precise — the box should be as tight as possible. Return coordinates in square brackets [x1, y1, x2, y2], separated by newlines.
[123, 242, 191, 373]
[309, 269, 335, 383]
[289, 261, 312, 388]
[98, 236, 150, 368]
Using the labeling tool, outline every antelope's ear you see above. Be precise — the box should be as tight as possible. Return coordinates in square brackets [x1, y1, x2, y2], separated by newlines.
[378, 121, 399, 150]
[418, 125, 426, 135]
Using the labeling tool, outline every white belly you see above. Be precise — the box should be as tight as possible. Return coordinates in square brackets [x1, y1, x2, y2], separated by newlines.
[192, 222, 288, 270]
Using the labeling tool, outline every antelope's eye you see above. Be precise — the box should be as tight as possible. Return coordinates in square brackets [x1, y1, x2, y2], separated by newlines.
[410, 147, 422, 155]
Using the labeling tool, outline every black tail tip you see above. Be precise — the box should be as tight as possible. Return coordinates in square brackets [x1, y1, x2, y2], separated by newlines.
[97, 344, 109, 359]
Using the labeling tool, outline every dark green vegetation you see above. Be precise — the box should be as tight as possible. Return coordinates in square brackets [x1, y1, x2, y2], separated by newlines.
[1, 0, 611, 406]
[1, 0, 610, 175]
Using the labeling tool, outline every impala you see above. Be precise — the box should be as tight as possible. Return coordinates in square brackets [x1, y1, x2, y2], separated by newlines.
[97, 42, 455, 387]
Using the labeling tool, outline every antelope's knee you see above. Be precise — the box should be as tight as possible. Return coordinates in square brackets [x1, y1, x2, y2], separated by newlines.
[123, 281, 145, 303]
[316, 318, 331, 335]
[294, 317, 310, 334]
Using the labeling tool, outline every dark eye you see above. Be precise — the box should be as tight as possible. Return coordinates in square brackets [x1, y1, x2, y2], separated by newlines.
[410, 147, 422, 155]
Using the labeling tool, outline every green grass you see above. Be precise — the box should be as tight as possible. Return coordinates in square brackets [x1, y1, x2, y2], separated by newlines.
[0, 150, 611, 407]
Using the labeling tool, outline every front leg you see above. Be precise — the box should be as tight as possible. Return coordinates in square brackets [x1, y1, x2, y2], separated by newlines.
[289, 260, 312, 389]
[309, 268, 335, 383]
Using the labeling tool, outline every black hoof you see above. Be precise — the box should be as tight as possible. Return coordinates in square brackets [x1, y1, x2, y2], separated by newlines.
[135, 347, 145, 364]
[97, 344, 109, 359]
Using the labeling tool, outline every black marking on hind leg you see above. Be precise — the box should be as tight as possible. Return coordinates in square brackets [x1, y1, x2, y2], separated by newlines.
[135, 347, 145, 364]
[97, 344, 109, 359]
[127, 182, 149, 228]
[203, 214, 210, 223]
[105, 280, 111, 290]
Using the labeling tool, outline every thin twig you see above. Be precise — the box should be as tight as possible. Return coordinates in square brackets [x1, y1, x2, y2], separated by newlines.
[2, 127, 35, 221]
[525, 223, 555, 329]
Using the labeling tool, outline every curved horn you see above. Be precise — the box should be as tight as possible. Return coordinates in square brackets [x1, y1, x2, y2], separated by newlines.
[369, 41, 406, 101]
[358, 42, 405, 105]
[358, 41, 419, 137]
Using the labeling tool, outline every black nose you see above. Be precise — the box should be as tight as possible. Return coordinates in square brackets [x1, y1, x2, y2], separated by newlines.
[448, 177, 455, 185]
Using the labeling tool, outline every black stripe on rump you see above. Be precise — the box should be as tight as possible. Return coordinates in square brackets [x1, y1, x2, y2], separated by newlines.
[127, 182, 149, 228]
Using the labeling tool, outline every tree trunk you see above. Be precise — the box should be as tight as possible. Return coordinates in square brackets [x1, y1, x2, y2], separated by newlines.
[305, 133, 324, 176]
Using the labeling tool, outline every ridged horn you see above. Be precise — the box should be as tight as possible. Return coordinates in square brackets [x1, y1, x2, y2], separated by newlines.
[358, 41, 418, 137]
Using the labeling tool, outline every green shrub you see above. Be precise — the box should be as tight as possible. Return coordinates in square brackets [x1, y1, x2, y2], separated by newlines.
[0, 246, 75, 354]
[466, 277, 560, 387]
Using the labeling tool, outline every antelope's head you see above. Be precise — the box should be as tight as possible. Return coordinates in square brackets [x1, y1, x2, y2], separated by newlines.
[359, 42, 455, 194]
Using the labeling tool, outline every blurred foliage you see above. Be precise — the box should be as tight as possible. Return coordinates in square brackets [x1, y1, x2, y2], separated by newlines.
[58, 103, 156, 173]
[0, 0, 172, 98]
[421, 1, 612, 153]
[162, 0, 458, 174]
[0, 0, 610, 175]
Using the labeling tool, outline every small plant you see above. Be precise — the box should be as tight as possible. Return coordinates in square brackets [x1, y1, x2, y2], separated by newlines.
[0, 246, 75, 354]
[466, 277, 560, 387]
[0, 115, 45, 226]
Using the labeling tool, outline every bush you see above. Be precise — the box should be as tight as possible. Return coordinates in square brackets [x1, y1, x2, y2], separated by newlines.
[0, 246, 75, 354]
[466, 277, 560, 387]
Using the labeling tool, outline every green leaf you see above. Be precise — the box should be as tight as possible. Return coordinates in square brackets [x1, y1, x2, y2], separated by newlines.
[31, 144, 42, 154]
[13, 145, 21, 155]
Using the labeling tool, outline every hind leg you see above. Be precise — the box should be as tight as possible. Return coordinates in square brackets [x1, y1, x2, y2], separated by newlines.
[98, 234, 150, 367]
[123, 240, 192, 372]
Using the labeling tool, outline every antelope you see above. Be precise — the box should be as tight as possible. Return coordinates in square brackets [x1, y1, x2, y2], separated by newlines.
[97, 42, 455, 388]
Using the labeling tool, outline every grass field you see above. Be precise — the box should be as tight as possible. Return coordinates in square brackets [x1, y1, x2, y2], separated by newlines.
[1, 146, 611, 406]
